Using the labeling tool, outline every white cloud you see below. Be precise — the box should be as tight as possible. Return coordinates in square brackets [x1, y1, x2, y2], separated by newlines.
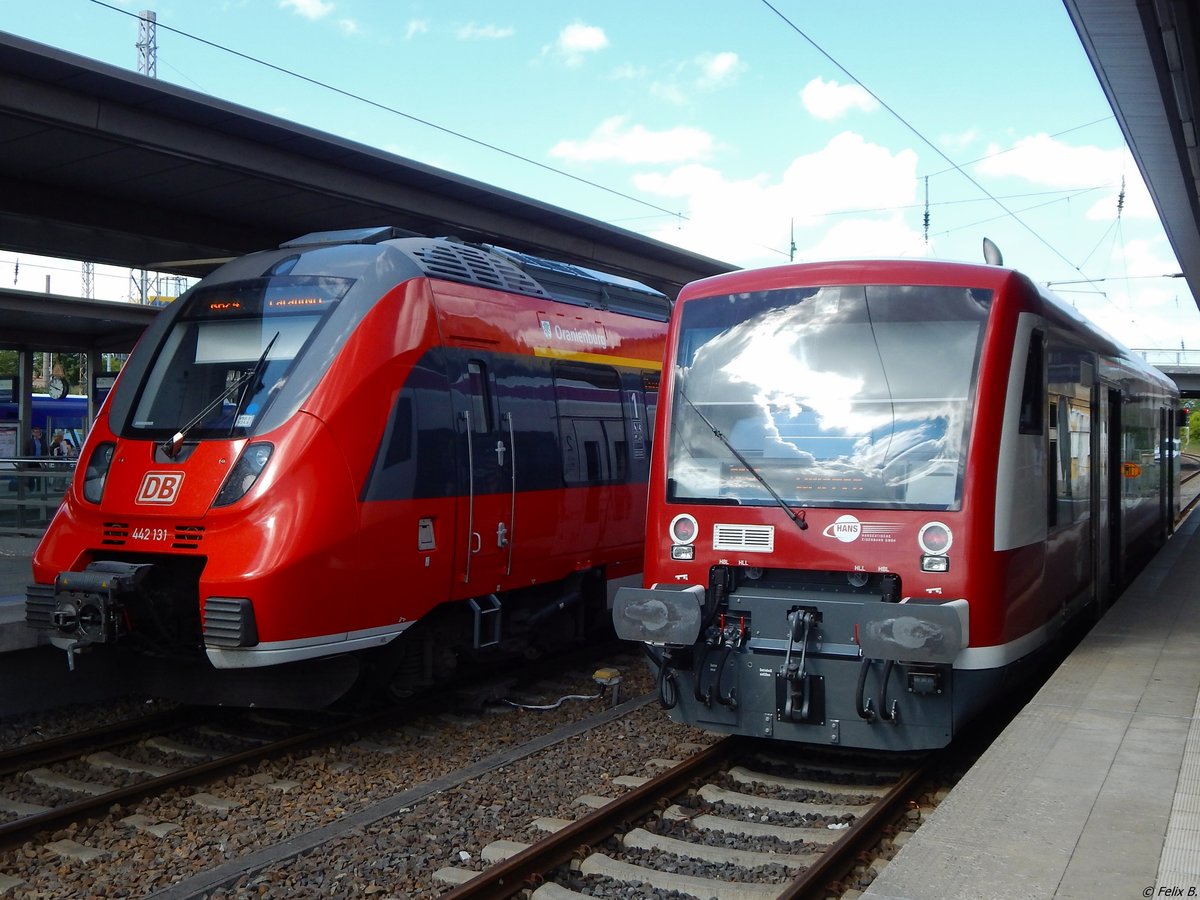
[799, 217, 929, 261]
[457, 23, 515, 40]
[280, 0, 333, 21]
[550, 117, 714, 165]
[634, 132, 920, 266]
[975, 135, 1156, 221]
[405, 20, 429, 40]
[549, 22, 608, 66]
[337, 18, 360, 36]
[801, 77, 879, 120]
[647, 53, 743, 106]
[697, 52, 743, 88]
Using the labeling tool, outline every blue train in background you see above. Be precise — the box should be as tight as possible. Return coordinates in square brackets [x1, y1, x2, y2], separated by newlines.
[0, 394, 90, 456]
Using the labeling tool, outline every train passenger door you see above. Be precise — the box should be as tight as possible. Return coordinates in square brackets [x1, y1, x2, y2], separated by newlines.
[1105, 389, 1123, 597]
[455, 358, 515, 614]
[1091, 386, 1113, 615]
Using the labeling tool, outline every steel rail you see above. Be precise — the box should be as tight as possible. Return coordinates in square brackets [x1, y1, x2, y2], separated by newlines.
[439, 735, 747, 900]
[0, 705, 397, 850]
[774, 756, 934, 899]
[0, 705, 198, 777]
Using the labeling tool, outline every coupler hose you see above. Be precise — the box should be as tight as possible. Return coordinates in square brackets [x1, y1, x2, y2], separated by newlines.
[714, 643, 737, 708]
[645, 645, 678, 710]
[856, 658, 877, 722]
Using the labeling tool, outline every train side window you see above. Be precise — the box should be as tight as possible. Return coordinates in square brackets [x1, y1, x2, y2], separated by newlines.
[467, 360, 492, 434]
[1049, 393, 1091, 528]
[554, 362, 625, 485]
[1019, 330, 1045, 434]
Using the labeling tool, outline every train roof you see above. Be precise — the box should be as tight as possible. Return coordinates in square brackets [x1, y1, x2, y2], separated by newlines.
[282, 227, 672, 322]
[676, 257, 1013, 298]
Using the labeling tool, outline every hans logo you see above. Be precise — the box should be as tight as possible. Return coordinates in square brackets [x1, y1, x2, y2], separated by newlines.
[823, 514, 862, 543]
[136, 472, 184, 505]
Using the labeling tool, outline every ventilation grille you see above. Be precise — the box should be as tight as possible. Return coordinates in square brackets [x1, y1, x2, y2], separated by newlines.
[172, 525, 205, 551]
[25, 584, 56, 630]
[102, 522, 129, 546]
[712, 523, 775, 553]
[203, 598, 258, 648]
[411, 242, 550, 298]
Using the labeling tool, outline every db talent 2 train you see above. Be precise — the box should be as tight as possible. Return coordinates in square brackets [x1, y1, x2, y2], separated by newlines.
[614, 247, 1181, 751]
[26, 227, 670, 706]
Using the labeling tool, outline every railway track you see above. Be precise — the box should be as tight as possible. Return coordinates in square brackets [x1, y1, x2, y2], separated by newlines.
[434, 738, 936, 899]
[0, 704, 370, 848]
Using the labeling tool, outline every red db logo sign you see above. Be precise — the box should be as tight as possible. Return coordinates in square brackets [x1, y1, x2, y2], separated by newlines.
[136, 472, 184, 505]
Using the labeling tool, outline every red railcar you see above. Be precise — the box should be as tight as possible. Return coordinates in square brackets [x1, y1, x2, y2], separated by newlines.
[615, 256, 1180, 750]
[27, 228, 669, 705]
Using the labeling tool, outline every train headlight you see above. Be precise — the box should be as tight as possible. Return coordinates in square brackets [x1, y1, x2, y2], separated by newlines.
[918, 521, 952, 572]
[213, 442, 273, 508]
[82, 442, 116, 504]
[669, 513, 698, 544]
[668, 513, 698, 560]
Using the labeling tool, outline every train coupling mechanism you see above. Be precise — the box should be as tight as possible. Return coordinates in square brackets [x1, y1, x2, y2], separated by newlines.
[777, 607, 824, 724]
[25, 562, 152, 670]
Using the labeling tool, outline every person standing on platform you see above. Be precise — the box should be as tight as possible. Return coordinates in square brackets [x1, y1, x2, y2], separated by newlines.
[22, 426, 46, 492]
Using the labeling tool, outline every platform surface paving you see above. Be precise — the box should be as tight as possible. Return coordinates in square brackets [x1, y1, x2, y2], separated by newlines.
[863, 512, 1200, 899]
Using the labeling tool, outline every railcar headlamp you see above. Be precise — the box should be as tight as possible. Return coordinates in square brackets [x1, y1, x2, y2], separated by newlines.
[213, 442, 273, 508]
[668, 513, 699, 560]
[669, 513, 698, 544]
[918, 521, 952, 573]
[82, 441, 116, 504]
[918, 521, 953, 555]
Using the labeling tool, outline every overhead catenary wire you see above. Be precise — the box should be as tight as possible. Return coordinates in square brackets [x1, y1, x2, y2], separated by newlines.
[85, 0, 687, 224]
[757, 0, 1101, 285]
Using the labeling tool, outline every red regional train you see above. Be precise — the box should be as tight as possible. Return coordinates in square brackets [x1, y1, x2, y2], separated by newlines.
[614, 251, 1181, 751]
[26, 227, 669, 706]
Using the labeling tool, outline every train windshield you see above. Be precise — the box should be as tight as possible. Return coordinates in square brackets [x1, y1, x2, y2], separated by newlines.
[668, 283, 991, 511]
[128, 276, 351, 439]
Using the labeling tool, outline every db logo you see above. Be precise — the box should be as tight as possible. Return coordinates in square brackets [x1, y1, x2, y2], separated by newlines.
[136, 472, 184, 505]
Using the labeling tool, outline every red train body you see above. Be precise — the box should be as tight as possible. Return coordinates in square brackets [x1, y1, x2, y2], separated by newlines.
[615, 257, 1180, 751]
[26, 228, 669, 705]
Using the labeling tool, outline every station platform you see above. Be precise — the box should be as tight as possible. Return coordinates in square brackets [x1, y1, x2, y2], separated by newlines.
[0, 535, 39, 654]
[864, 509, 1200, 900]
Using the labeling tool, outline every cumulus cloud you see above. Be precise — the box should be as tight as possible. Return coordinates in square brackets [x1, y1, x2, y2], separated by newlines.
[549, 116, 714, 165]
[801, 77, 879, 120]
[457, 23, 516, 40]
[633, 131, 921, 266]
[549, 22, 608, 66]
[697, 51, 743, 88]
[405, 19, 429, 40]
[648, 52, 743, 106]
[976, 135, 1155, 220]
[280, 0, 333, 20]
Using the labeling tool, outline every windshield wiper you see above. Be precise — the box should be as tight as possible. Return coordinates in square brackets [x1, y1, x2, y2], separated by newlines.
[160, 332, 280, 459]
[675, 383, 808, 533]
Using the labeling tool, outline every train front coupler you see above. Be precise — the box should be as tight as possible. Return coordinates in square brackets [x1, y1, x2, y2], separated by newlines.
[25, 561, 151, 670]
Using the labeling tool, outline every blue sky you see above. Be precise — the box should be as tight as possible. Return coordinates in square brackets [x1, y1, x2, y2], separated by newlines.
[3, 0, 1198, 350]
